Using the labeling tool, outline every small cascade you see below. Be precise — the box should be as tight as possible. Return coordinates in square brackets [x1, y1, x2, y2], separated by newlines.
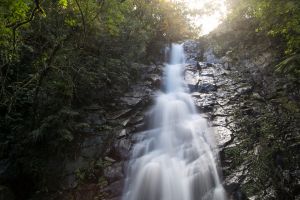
[122, 43, 226, 200]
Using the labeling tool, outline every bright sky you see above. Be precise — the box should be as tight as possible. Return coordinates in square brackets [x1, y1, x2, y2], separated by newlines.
[181, 0, 228, 35]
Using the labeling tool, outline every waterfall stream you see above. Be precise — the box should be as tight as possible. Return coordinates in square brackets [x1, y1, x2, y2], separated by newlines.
[122, 43, 226, 200]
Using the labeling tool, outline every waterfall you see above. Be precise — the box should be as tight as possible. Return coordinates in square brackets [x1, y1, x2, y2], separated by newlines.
[122, 43, 226, 200]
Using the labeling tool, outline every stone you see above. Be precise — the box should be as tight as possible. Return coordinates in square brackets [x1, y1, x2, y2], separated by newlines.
[194, 93, 216, 112]
[191, 92, 201, 97]
[203, 48, 220, 63]
[217, 99, 230, 106]
[236, 86, 252, 95]
[104, 157, 116, 163]
[214, 106, 231, 117]
[201, 72, 214, 77]
[120, 118, 131, 127]
[224, 163, 249, 187]
[64, 156, 90, 175]
[252, 92, 264, 101]
[107, 109, 132, 120]
[198, 83, 217, 93]
[129, 114, 144, 125]
[85, 113, 105, 126]
[81, 136, 103, 158]
[118, 129, 127, 138]
[103, 162, 124, 183]
[213, 116, 233, 127]
[101, 180, 124, 198]
[84, 104, 102, 111]
[120, 97, 142, 107]
[146, 74, 161, 88]
[131, 122, 146, 133]
[112, 138, 132, 160]
[214, 126, 233, 147]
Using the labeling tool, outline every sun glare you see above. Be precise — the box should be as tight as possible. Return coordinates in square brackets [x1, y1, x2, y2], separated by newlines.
[182, 0, 227, 35]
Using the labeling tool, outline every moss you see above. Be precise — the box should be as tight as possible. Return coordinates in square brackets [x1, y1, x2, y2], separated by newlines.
[232, 93, 299, 199]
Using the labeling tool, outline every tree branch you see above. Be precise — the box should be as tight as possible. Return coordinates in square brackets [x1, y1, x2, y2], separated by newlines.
[6, 0, 43, 50]
[74, 0, 86, 36]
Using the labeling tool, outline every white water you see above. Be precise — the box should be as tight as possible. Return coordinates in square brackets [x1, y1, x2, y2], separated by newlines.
[122, 44, 226, 200]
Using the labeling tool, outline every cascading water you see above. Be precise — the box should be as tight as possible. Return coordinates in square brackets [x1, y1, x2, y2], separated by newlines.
[122, 43, 226, 200]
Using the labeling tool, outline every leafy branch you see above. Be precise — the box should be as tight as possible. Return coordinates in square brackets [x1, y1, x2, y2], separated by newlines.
[5, 0, 44, 50]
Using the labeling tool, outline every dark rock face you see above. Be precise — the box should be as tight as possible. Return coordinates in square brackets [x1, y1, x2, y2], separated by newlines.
[184, 41, 268, 200]
[103, 162, 124, 183]
[33, 62, 163, 200]
[193, 39, 300, 200]
[198, 83, 218, 93]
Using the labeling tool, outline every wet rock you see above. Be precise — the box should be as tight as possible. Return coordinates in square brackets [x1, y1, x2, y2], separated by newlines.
[217, 99, 230, 106]
[194, 93, 216, 112]
[101, 180, 124, 198]
[124, 84, 149, 98]
[201, 72, 214, 77]
[251, 92, 264, 101]
[129, 114, 144, 125]
[198, 83, 217, 93]
[104, 156, 116, 163]
[85, 113, 105, 126]
[204, 48, 220, 63]
[64, 156, 90, 174]
[107, 109, 132, 120]
[146, 74, 161, 88]
[120, 96, 142, 107]
[220, 56, 233, 70]
[118, 129, 127, 138]
[131, 122, 146, 133]
[213, 106, 234, 117]
[236, 86, 252, 95]
[191, 92, 201, 98]
[224, 163, 249, 186]
[185, 70, 199, 87]
[213, 116, 233, 127]
[112, 138, 132, 160]
[120, 118, 131, 127]
[103, 162, 124, 183]
[81, 136, 103, 158]
[214, 126, 233, 147]
[201, 67, 215, 75]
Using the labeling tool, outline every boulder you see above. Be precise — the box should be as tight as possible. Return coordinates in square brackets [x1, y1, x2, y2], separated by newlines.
[101, 180, 124, 198]
[111, 138, 132, 160]
[198, 83, 217, 93]
[103, 162, 124, 183]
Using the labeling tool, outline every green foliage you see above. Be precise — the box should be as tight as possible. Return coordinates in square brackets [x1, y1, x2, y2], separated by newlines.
[0, 0, 194, 197]
[226, 0, 300, 55]
[211, 0, 300, 77]
[229, 95, 300, 198]
[275, 54, 300, 78]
